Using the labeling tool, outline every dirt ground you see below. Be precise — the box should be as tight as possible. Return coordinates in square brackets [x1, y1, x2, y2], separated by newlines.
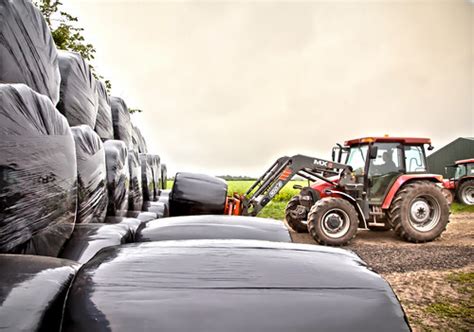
[289, 213, 474, 331]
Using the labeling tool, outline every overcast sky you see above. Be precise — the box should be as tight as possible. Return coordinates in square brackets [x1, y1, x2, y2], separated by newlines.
[62, 0, 473, 177]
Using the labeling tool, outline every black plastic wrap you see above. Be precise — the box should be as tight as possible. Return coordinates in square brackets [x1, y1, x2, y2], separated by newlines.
[128, 149, 143, 211]
[161, 163, 168, 189]
[59, 223, 135, 264]
[137, 215, 291, 242]
[94, 81, 113, 141]
[150, 154, 161, 200]
[71, 125, 108, 224]
[0, 0, 60, 104]
[143, 201, 168, 218]
[111, 96, 132, 149]
[104, 140, 129, 217]
[63, 240, 410, 332]
[0, 254, 79, 332]
[170, 172, 227, 216]
[125, 211, 157, 223]
[104, 216, 147, 238]
[139, 153, 153, 202]
[0, 84, 77, 257]
[132, 124, 148, 153]
[57, 51, 98, 128]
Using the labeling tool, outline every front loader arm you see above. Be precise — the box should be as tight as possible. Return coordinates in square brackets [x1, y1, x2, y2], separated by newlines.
[240, 154, 351, 216]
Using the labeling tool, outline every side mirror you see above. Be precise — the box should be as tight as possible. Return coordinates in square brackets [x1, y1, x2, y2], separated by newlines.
[331, 148, 336, 162]
[369, 146, 378, 159]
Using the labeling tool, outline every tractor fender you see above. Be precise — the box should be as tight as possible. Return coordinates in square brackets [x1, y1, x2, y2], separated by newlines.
[381, 174, 443, 209]
[324, 189, 367, 229]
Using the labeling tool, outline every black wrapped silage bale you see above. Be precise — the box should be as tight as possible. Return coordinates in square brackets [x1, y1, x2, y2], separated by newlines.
[104, 140, 129, 217]
[94, 80, 114, 141]
[0, 0, 61, 104]
[161, 163, 168, 190]
[71, 125, 108, 224]
[62, 240, 410, 332]
[59, 223, 135, 264]
[128, 149, 143, 211]
[140, 154, 153, 202]
[0, 83, 77, 257]
[150, 154, 161, 200]
[111, 96, 132, 149]
[169, 172, 227, 217]
[0, 254, 79, 332]
[57, 50, 98, 128]
[137, 215, 292, 243]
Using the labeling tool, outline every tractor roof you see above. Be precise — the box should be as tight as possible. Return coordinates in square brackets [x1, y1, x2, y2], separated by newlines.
[344, 137, 431, 146]
[455, 158, 474, 165]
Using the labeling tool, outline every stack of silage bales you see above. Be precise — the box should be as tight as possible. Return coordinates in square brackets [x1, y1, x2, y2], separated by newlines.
[104, 140, 130, 217]
[71, 125, 108, 224]
[57, 50, 99, 128]
[0, 0, 60, 104]
[0, 84, 77, 257]
[95, 80, 114, 141]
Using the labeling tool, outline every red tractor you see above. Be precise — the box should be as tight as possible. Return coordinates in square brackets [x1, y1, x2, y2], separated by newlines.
[442, 159, 474, 205]
[226, 136, 450, 246]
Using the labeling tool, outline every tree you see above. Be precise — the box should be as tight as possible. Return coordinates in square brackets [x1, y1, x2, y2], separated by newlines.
[128, 108, 143, 114]
[33, 0, 112, 93]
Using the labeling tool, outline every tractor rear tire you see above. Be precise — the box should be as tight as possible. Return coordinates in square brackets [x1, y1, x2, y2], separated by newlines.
[388, 181, 449, 243]
[284, 195, 309, 233]
[457, 180, 474, 205]
[307, 197, 359, 246]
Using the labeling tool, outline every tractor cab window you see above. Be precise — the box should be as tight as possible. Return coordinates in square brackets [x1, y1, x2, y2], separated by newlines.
[346, 145, 368, 175]
[404, 145, 426, 173]
[369, 143, 402, 176]
[454, 165, 467, 180]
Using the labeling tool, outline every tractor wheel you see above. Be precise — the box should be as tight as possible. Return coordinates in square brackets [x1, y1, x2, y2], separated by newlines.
[284, 195, 309, 233]
[388, 181, 449, 243]
[307, 197, 359, 246]
[457, 180, 474, 205]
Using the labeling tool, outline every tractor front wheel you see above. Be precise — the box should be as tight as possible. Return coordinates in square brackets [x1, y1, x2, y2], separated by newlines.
[457, 180, 474, 205]
[284, 195, 309, 233]
[388, 181, 449, 243]
[307, 197, 359, 246]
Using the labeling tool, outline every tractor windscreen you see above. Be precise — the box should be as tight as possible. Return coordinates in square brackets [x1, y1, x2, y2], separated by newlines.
[346, 145, 368, 175]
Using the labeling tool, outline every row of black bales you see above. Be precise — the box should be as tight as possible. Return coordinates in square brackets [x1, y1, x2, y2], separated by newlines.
[0, 0, 163, 257]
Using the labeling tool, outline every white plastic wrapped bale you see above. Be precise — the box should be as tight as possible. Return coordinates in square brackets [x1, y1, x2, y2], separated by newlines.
[57, 51, 98, 128]
[104, 140, 129, 217]
[94, 80, 113, 141]
[0, 84, 77, 257]
[0, 0, 61, 104]
[71, 125, 108, 224]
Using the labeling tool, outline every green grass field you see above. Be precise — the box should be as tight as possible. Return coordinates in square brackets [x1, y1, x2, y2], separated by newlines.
[166, 180, 472, 220]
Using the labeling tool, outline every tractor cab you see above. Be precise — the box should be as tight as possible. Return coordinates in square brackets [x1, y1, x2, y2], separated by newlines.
[334, 137, 433, 204]
[443, 159, 474, 205]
